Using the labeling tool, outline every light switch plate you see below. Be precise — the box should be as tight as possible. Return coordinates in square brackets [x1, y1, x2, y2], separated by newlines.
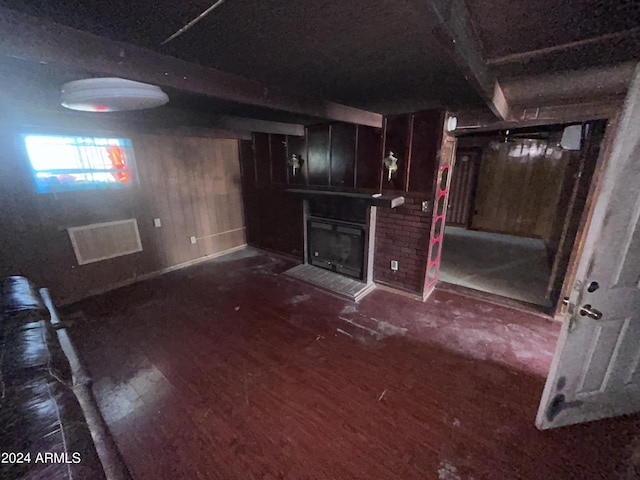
[190, 236, 197, 244]
[153, 218, 162, 228]
[391, 260, 399, 271]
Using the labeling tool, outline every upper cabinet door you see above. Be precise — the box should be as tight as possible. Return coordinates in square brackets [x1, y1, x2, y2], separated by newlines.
[330, 123, 356, 189]
[307, 125, 330, 186]
[382, 115, 411, 192]
[408, 110, 443, 194]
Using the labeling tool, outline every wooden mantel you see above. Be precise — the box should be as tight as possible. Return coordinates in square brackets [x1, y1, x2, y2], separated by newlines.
[285, 189, 405, 209]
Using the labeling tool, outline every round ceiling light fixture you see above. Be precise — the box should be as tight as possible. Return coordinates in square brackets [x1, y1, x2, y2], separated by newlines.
[61, 77, 169, 112]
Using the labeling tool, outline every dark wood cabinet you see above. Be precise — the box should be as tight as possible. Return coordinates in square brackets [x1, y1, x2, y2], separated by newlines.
[307, 125, 330, 186]
[330, 123, 356, 188]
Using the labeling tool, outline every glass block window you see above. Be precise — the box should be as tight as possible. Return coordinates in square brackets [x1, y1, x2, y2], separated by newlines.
[24, 135, 135, 193]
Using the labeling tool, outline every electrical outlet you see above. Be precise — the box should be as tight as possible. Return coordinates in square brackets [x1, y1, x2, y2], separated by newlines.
[190, 236, 197, 244]
[421, 201, 430, 212]
[153, 218, 162, 228]
[391, 260, 399, 271]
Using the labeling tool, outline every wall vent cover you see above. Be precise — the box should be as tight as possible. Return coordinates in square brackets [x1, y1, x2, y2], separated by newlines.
[68, 218, 143, 265]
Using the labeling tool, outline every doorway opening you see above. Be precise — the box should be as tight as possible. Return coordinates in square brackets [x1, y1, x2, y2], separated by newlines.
[439, 120, 607, 314]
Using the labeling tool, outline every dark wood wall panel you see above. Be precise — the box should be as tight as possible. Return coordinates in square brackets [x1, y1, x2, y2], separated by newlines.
[381, 115, 411, 192]
[356, 125, 383, 190]
[307, 125, 330, 186]
[239, 139, 261, 246]
[270, 134, 288, 185]
[240, 134, 305, 259]
[330, 123, 356, 188]
[287, 135, 307, 185]
[258, 191, 304, 257]
[254, 133, 271, 187]
[239, 139, 256, 188]
[408, 110, 442, 194]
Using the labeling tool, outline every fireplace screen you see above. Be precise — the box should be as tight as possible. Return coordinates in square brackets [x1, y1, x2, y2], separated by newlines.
[307, 219, 365, 279]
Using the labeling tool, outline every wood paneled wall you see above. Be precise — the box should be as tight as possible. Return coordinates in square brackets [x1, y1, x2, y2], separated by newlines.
[134, 135, 246, 265]
[447, 149, 480, 227]
[0, 120, 246, 303]
[240, 110, 446, 294]
[471, 140, 573, 240]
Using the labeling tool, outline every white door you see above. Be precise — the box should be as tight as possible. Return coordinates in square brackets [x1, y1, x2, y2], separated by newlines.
[536, 63, 640, 429]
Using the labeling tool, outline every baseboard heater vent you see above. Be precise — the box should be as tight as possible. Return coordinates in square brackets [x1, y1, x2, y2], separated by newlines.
[68, 218, 143, 265]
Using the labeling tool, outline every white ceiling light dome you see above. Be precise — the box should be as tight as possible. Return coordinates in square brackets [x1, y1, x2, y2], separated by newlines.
[61, 77, 169, 112]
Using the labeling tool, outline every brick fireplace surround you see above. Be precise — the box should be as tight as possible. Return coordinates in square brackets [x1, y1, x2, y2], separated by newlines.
[374, 195, 431, 297]
[238, 111, 456, 301]
[280, 190, 433, 301]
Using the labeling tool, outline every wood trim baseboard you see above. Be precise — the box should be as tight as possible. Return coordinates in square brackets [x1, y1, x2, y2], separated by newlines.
[60, 244, 248, 306]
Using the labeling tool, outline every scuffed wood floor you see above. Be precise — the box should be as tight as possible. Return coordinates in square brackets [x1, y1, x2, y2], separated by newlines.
[65, 249, 640, 479]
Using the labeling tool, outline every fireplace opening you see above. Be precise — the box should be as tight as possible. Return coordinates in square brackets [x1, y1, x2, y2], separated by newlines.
[307, 218, 365, 280]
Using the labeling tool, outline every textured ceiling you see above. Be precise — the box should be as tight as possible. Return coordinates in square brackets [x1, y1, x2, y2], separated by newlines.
[0, 0, 483, 113]
[1, 0, 639, 119]
[0, 56, 325, 125]
[467, 0, 640, 58]
[466, 0, 640, 78]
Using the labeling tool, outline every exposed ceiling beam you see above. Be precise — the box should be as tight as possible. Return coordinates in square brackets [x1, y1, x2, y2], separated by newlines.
[5, 103, 302, 138]
[211, 115, 304, 136]
[487, 28, 640, 66]
[454, 96, 624, 134]
[0, 65, 305, 136]
[500, 62, 635, 106]
[427, 0, 509, 121]
[0, 6, 382, 128]
[453, 63, 635, 133]
[120, 107, 305, 136]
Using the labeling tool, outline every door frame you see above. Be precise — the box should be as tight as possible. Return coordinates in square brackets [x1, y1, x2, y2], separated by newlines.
[551, 114, 621, 319]
[445, 115, 621, 316]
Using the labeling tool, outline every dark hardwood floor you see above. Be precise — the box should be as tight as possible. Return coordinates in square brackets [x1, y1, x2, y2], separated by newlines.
[64, 249, 640, 479]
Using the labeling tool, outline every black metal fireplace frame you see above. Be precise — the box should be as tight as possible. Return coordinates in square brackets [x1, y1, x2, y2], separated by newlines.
[306, 217, 366, 280]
